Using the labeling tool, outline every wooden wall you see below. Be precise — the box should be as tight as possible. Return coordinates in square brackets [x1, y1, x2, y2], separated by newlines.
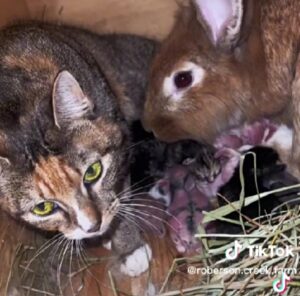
[0, 0, 179, 39]
[0, 0, 29, 27]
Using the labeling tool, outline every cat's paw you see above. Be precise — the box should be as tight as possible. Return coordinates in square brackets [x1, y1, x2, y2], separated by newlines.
[120, 244, 152, 277]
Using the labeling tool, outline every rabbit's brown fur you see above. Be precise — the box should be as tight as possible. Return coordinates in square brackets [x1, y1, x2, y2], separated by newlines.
[143, 0, 300, 172]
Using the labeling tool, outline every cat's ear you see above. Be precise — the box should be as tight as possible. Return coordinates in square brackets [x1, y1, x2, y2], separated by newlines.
[52, 71, 94, 128]
[192, 0, 244, 50]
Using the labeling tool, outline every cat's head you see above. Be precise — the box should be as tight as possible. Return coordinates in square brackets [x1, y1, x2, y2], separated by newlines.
[0, 71, 130, 240]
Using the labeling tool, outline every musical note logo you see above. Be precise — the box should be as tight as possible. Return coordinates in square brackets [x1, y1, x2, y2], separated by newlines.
[225, 240, 242, 260]
[272, 272, 291, 294]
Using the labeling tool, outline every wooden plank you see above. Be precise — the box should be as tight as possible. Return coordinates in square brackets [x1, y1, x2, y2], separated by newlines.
[24, 0, 179, 39]
[0, 0, 29, 27]
[0, 213, 34, 295]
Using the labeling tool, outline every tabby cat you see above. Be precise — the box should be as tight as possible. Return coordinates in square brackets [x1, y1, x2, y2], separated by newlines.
[0, 22, 156, 277]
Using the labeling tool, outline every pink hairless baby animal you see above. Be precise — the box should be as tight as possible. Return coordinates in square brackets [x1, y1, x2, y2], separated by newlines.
[149, 165, 216, 254]
[149, 120, 297, 254]
[214, 119, 293, 166]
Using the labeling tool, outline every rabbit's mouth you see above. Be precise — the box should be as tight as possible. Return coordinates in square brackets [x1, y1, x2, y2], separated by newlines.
[143, 105, 201, 142]
[154, 123, 194, 143]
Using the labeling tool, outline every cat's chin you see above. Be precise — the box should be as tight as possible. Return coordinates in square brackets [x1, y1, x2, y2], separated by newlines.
[65, 228, 104, 240]
[64, 218, 113, 240]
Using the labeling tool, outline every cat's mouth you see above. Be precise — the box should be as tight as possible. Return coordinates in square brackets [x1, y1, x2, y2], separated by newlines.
[65, 202, 119, 240]
[65, 229, 102, 240]
[65, 224, 108, 240]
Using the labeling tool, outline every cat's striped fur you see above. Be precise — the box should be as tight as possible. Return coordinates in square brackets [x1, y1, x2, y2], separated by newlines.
[0, 22, 156, 276]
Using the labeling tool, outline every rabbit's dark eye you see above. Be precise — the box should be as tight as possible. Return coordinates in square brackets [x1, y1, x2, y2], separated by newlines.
[174, 71, 193, 89]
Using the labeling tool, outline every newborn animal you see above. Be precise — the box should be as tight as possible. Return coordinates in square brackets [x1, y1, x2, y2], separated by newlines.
[149, 165, 217, 253]
[129, 132, 220, 253]
[148, 120, 299, 253]
[215, 119, 293, 170]
[219, 146, 298, 216]
[143, 0, 300, 174]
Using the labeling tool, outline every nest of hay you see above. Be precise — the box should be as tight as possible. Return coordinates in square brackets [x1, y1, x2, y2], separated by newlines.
[2, 227, 113, 295]
[159, 155, 300, 296]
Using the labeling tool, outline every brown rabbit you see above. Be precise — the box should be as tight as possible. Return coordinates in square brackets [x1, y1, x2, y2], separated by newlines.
[143, 0, 300, 172]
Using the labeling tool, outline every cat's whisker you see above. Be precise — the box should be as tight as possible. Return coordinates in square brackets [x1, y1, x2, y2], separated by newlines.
[118, 189, 161, 203]
[117, 178, 158, 198]
[117, 213, 152, 236]
[123, 205, 179, 229]
[68, 240, 76, 296]
[78, 241, 87, 262]
[117, 179, 163, 200]
[55, 238, 67, 289]
[119, 194, 147, 203]
[57, 239, 70, 296]
[125, 139, 147, 152]
[120, 203, 169, 221]
[129, 176, 158, 190]
[107, 199, 120, 215]
[75, 240, 88, 271]
[49, 235, 67, 269]
[35, 233, 62, 254]
[117, 184, 149, 199]
[77, 241, 106, 291]
[74, 240, 85, 276]
[119, 206, 180, 234]
[77, 241, 95, 279]
[119, 210, 166, 237]
[72, 238, 103, 285]
[116, 212, 150, 233]
[120, 196, 167, 205]
[21, 233, 63, 278]
[119, 191, 150, 200]
[74, 240, 80, 267]
[120, 202, 182, 225]
[120, 202, 167, 213]
[120, 190, 184, 228]
[117, 209, 162, 234]
[121, 208, 182, 233]
[118, 186, 146, 197]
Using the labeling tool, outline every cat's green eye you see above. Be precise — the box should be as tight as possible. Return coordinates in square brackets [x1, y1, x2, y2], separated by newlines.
[84, 161, 102, 184]
[32, 201, 57, 216]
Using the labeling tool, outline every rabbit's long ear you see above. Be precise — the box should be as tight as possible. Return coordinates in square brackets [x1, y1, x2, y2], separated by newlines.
[52, 71, 94, 128]
[193, 0, 243, 50]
